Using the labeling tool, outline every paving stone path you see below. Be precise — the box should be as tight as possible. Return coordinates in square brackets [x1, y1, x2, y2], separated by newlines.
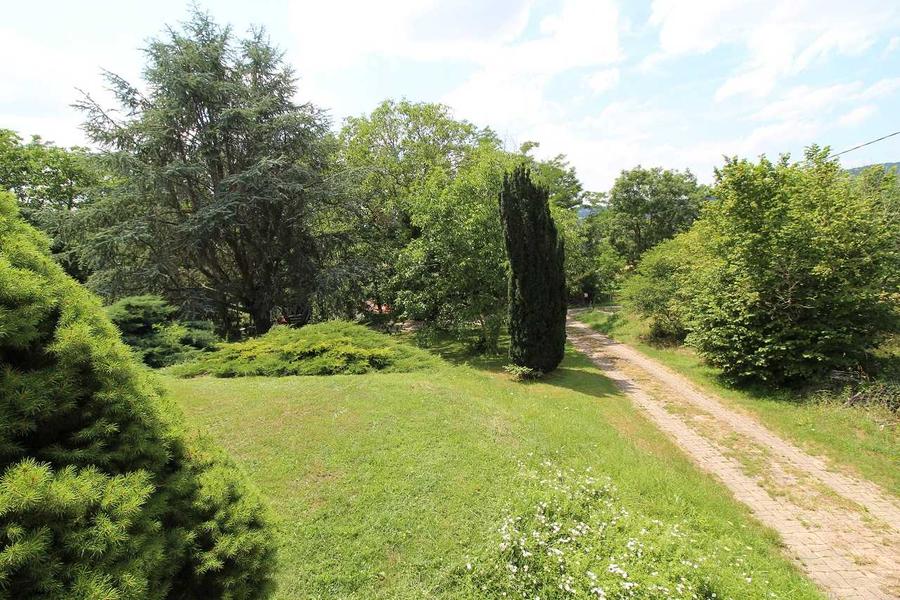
[567, 316, 900, 600]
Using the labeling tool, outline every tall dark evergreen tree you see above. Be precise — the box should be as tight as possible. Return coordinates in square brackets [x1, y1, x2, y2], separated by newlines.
[499, 165, 567, 372]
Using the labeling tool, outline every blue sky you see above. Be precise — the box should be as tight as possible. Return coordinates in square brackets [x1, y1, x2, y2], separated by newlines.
[3, 0, 899, 191]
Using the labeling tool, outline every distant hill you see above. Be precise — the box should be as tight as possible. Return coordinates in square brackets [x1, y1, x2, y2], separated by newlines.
[847, 162, 900, 175]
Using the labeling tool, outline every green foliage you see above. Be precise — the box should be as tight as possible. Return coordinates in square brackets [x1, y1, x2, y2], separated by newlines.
[607, 166, 706, 265]
[394, 141, 514, 352]
[622, 225, 712, 340]
[106, 295, 218, 367]
[171, 321, 440, 378]
[521, 144, 601, 300]
[624, 150, 899, 384]
[592, 240, 627, 302]
[471, 466, 757, 599]
[522, 145, 589, 211]
[502, 363, 543, 381]
[0, 192, 275, 598]
[0, 129, 102, 280]
[337, 100, 496, 315]
[500, 166, 567, 372]
[75, 9, 333, 335]
[686, 149, 899, 384]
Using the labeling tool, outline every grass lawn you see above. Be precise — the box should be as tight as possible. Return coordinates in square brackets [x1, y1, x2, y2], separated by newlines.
[576, 308, 900, 497]
[164, 340, 821, 599]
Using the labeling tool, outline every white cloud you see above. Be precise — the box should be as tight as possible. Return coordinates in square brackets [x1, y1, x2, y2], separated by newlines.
[585, 68, 620, 93]
[751, 82, 860, 122]
[649, 0, 758, 57]
[442, 0, 622, 132]
[645, 0, 900, 102]
[838, 105, 877, 127]
[751, 78, 900, 124]
[855, 78, 900, 101]
[288, 0, 534, 74]
[887, 36, 900, 55]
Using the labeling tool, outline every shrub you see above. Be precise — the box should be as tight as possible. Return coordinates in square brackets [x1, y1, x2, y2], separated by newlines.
[503, 363, 544, 381]
[621, 230, 702, 341]
[106, 295, 219, 367]
[0, 192, 275, 599]
[687, 149, 899, 384]
[171, 320, 440, 378]
[467, 465, 767, 599]
[499, 165, 567, 373]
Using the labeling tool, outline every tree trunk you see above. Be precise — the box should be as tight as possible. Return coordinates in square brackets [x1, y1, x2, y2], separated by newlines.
[249, 300, 273, 335]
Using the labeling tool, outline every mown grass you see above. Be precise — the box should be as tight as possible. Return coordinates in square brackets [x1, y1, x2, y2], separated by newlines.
[577, 308, 900, 497]
[164, 338, 821, 599]
[169, 321, 440, 377]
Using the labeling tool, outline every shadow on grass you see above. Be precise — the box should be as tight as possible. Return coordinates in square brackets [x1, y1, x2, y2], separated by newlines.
[404, 327, 621, 400]
[541, 349, 621, 399]
[404, 327, 509, 373]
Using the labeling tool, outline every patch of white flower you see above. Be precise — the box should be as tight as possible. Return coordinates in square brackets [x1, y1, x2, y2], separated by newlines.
[466, 462, 777, 599]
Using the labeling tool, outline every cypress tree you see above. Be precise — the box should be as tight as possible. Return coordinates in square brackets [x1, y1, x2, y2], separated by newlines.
[0, 192, 275, 599]
[499, 165, 567, 373]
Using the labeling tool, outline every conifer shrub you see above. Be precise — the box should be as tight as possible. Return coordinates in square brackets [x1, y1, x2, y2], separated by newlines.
[171, 321, 441, 378]
[0, 192, 275, 599]
[499, 166, 567, 373]
[105, 295, 219, 367]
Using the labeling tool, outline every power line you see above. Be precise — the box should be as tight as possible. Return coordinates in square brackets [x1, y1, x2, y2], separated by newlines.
[830, 129, 900, 159]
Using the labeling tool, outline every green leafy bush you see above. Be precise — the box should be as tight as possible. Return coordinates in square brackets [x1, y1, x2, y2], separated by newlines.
[468, 465, 774, 599]
[687, 149, 899, 384]
[621, 226, 712, 342]
[623, 150, 899, 385]
[171, 321, 440, 378]
[105, 295, 219, 367]
[0, 192, 275, 599]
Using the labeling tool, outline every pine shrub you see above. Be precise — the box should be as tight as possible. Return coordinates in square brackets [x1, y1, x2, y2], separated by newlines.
[171, 321, 440, 378]
[0, 192, 275, 599]
[106, 295, 219, 368]
[499, 166, 567, 373]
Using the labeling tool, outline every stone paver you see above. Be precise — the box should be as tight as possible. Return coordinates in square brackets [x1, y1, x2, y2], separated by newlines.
[567, 316, 900, 600]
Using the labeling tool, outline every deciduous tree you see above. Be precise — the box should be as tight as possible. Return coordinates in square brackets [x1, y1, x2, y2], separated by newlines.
[607, 166, 705, 265]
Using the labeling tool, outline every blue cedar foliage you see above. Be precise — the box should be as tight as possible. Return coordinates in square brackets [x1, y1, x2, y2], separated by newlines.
[0, 192, 275, 599]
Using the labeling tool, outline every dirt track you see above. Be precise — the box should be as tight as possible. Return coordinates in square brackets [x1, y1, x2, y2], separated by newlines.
[567, 315, 900, 599]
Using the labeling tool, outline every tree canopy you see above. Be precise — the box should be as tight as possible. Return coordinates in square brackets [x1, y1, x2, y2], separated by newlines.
[606, 166, 706, 265]
[75, 10, 333, 335]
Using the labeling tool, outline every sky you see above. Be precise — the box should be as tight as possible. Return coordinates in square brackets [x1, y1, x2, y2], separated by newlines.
[3, 0, 900, 192]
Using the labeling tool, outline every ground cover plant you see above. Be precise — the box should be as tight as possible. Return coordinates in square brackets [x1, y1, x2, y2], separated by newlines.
[470, 464, 751, 598]
[577, 307, 900, 496]
[0, 192, 275, 598]
[171, 320, 441, 377]
[164, 341, 821, 599]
